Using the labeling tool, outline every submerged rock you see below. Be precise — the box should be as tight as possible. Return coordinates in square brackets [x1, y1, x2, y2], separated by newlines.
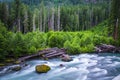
[11, 65, 21, 71]
[59, 64, 64, 67]
[35, 64, 51, 73]
[60, 54, 73, 62]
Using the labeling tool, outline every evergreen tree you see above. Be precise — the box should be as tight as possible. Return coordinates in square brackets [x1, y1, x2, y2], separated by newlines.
[14, 0, 22, 32]
[110, 0, 120, 40]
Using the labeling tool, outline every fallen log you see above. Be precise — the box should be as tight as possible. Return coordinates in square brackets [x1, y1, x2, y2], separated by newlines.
[95, 44, 120, 53]
[44, 52, 65, 58]
[44, 51, 57, 57]
[18, 47, 67, 63]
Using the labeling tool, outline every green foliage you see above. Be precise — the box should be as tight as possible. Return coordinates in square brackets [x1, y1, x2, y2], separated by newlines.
[48, 32, 66, 48]
[0, 0, 110, 32]
[0, 22, 8, 60]
[0, 34, 7, 60]
[29, 46, 37, 54]
[63, 32, 95, 54]
[64, 40, 81, 54]
[0, 20, 117, 60]
[80, 44, 95, 53]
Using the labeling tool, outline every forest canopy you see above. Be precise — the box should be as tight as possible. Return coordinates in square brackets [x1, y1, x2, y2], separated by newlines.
[0, 0, 111, 33]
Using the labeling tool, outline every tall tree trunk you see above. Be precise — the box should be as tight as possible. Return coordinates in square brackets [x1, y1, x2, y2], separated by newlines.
[18, 18, 21, 32]
[110, 0, 120, 40]
[40, 9, 42, 32]
[23, 11, 28, 33]
[43, 12, 46, 32]
[113, 18, 119, 40]
[51, 7, 54, 31]
[48, 8, 50, 31]
[57, 6, 60, 31]
[38, 14, 40, 30]
[33, 14, 36, 31]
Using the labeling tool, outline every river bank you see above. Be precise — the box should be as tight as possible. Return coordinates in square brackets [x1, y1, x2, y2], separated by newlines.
[0, 44, 120, 70]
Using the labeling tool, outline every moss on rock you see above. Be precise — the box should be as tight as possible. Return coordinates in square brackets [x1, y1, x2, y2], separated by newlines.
[35, 64, 51, 73]
[5, 59, 15, 63]
[14, 61, 21, 64]
[0, 63, 5, 67]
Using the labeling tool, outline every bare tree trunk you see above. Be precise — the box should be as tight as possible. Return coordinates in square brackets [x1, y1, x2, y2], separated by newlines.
[23, 11, 28, 33]
[43, 13, 46, 32]
[48, 8, 50, 31]
[77, 8, 80, 30]
[43, 7, 46, 32]
[38, 14, 40, 30]
[18, 18, 21, 32]
[51, 7, 54, 31]
[40, 9, 42, 32]
[95, 16, 98, 25]
[33, 14, 36, 31]
[57, 6, 60, 31]
[113, 18, 119, 40]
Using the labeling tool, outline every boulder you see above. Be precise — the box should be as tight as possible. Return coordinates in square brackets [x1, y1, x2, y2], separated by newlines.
[59, 64, 64, 67]
[5, 59, 15, 63]
[14, 61, 21, 64]
[61, 54, 72, 62]
[11, 65, 21, 71]
[0, 63, 5, 67]
[35, 64, 51, 73]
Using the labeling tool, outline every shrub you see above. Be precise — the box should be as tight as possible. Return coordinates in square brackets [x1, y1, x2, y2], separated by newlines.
[7, 32, 28, 57]
[80, 34, 93, 47]
[80, 44, 95, 53]
[29, 46, 37, 54]
[0, 34, 7, 60]
[64, 40, 81, 54]
[24, 31, 47, 51]
[93, 34, 114, 45]
[48, 33, 65, 48]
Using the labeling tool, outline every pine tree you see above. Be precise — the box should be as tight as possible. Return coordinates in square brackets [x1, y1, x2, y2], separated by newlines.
[21, 4, 28, 33]
[13, 0, 22, 32]
[110, 0, 120, 40]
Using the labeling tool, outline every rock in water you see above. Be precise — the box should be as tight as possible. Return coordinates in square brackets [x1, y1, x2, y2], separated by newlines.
[11, 65, 21, 71]
[35, 64, 51, 73]
[59, 64, 64, 67]
[61, 54, 73, 62]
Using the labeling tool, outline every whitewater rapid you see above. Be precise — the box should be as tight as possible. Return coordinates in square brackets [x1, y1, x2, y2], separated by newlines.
[0, 53, 120, 80]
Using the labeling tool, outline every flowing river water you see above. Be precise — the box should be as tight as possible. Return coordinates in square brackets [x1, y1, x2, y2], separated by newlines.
[0, 53, 120, 80]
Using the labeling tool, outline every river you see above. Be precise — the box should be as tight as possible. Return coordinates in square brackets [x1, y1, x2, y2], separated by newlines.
[0, 53, 120, 80]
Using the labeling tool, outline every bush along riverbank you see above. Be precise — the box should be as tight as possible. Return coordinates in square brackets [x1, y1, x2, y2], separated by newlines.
[0, 21, 120, 66]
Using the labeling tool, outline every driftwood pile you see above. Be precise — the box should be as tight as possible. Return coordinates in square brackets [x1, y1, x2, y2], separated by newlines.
[95, 44, 120, 53]
[18, 47, 67, 63]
